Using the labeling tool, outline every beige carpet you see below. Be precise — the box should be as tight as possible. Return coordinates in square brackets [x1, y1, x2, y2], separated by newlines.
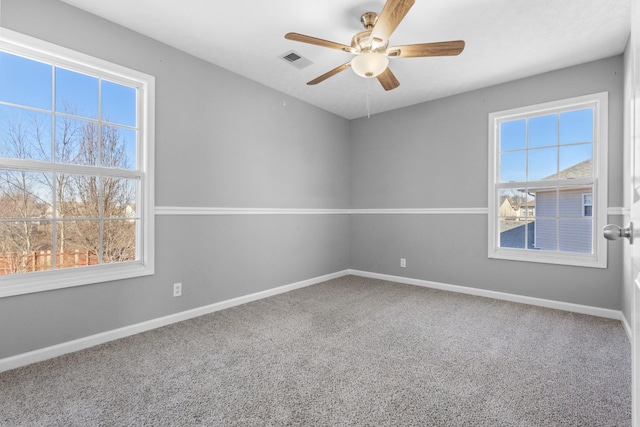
[0, 275, 631, 426]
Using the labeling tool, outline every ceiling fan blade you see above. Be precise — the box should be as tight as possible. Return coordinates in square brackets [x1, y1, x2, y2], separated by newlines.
[285, 33, 352, 52]
[377, 67, 400, 91]
[307, 62, 352, 85]
[370, 0, 415, 43]
[391, 40, 465, 58]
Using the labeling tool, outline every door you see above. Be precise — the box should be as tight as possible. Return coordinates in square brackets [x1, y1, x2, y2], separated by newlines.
[630, 0, 640, 425]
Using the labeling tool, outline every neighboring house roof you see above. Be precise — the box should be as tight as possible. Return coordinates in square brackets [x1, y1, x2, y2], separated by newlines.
[499, 196, 513, 207]
[542, 159, 592, 180]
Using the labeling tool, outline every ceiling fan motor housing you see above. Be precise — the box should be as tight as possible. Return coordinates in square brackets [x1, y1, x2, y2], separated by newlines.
[360, 12, 378, 29]
[354, 13, 388, 53]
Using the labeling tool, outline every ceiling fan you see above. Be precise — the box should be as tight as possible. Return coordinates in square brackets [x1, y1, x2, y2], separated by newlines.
[284, 0, 465, 91]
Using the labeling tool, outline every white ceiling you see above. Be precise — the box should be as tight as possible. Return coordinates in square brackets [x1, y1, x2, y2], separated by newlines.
[60, 0, 630, 120]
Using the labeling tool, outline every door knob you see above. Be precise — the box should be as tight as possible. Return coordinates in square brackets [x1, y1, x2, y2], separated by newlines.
[603, 222, 633, 244]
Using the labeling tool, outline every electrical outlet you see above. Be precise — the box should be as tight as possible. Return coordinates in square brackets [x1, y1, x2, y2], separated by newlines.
[400, 258, 406, 268]
[173, 282, 182, 297]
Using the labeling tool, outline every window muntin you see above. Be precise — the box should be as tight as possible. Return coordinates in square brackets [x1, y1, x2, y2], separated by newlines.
[0, 29, 154, 296]
[488, 93, 607, 268]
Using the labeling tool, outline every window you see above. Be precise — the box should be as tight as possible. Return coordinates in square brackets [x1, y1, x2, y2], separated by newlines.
[0, 29, 154, 297]
[582, 193, 593, 217]
[488, 92, 607, 268]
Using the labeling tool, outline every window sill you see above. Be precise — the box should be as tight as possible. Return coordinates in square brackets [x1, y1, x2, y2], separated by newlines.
[489, 248, 606, 268]
[0, 262, 154, 298]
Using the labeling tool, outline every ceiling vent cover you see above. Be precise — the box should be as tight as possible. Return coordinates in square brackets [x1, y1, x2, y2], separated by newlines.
[283, 52, 301, 62]
[280, 50, 313, 69]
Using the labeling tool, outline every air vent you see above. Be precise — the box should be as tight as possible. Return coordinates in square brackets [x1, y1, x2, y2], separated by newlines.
[280, 50, 314, 69]
[283, 52, 301, 62]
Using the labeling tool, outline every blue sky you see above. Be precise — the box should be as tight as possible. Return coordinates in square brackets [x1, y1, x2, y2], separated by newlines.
[499, 108, 593, 182]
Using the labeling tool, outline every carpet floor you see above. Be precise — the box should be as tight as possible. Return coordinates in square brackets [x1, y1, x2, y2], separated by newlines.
[0, 275, 632, 426]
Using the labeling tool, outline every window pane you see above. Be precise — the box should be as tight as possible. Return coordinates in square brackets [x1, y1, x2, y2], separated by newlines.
[55, 67, 98, 119]
[0, 104, 52, 161]
[559, 218, 592, 253]
[102, 80, 136, 127]
[58, 220, 100, 267]
[560, 108, 593, 145]
[56, 173, 100, 219]
[0, 170, 52, 219]
[0, 220, 53, 274]
[103, 219, 136, 263]
[528, 114, 558, 149]
[500, 119, 526, 151]
[102, 125, 136, 169]
[500, 151, 526, 182]
[528, 147, 557, 181]
[559, 144, 592, 177]
[532, 190, 557, 249]
[55, 116, 98, 166]
[0, 51, 52, 110]
[498, 186, 535, 250]
[77, 174, 103, 218]
[103, 177, 137, 218]
[533, 187, 556, 219]
[534, 218, 557, 251]
[498, 188, 533, 219]
[499, 188, 516, 218]
[499, 218, 533, 249]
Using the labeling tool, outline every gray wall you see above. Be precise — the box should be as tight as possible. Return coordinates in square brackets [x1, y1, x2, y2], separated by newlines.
[0, 0, 351, 359]
[349, 56, 624, 310]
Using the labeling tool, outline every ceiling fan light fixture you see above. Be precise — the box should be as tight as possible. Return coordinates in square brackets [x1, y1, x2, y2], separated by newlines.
[351, 52, 389, 78]
[285, 0, 464, 90]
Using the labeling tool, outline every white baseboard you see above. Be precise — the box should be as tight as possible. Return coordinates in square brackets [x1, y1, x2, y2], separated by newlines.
[349, 269, 624, 321]
[1, 268, 626, 373]
[0, 270, 350, 373]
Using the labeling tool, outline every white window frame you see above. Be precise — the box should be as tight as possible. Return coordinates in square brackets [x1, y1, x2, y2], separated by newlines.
[0, 29, 155, 297]
[487, 92, 608, 268]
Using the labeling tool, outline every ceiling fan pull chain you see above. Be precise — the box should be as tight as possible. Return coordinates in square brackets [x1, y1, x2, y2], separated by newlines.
[366, 79, 372, 118]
